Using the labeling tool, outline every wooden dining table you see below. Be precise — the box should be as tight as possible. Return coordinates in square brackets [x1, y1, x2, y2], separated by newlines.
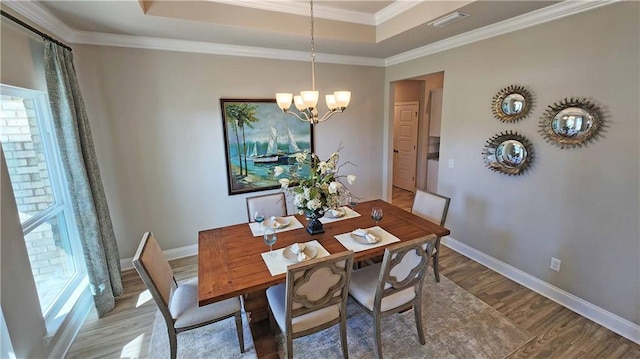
[197, 199, 450, 357]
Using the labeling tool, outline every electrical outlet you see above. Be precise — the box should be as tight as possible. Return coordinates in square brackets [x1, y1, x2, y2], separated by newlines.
[550, 257, 561, 272]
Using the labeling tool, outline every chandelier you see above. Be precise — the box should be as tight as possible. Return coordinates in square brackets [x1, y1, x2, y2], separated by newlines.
[275, 0, 351, 125]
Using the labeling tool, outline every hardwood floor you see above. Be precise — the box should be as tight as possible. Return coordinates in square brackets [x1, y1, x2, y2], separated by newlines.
[66, 187, 640, 358]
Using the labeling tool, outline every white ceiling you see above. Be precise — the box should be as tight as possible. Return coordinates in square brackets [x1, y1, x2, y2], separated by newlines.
[4, 1, 610, 64]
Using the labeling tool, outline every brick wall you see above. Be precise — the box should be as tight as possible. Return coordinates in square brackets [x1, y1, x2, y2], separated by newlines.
[1, 96, 70, 310]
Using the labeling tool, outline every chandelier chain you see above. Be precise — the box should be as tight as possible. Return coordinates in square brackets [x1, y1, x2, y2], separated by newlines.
[310, 0, 316, 91]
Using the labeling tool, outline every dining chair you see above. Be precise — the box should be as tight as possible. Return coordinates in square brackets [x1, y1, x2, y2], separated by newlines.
[411, 189, 450, 282]
[132, 232, 244, 359]
[246, 192, 287, 222]
[266, 251, 355, 359]
[348, 235, 437, 359]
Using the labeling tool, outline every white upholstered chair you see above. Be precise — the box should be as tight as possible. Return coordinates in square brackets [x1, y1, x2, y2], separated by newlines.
[411, 189, 450, 282]
[132, 232, 244, 359]
[266, 251, 354, 359]
[246, 192, 287, 222]
[348, 235, 437, 359]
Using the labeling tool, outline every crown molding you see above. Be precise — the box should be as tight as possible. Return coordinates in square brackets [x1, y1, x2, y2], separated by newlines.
[212, 0, 425, 26]
[4, 0, 617, 68]
[385, 0, 617, 66]
[3, 0, 74, 42]
[374, 1, 423, 25]
[209, 0, 374, 25]
[72, 30, 386, 67]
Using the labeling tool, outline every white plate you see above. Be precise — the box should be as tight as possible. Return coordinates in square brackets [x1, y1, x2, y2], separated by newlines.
[325, 208, 346, 218]
[350, 234, 378, 245]
[282, 244, 318, 262]
[262, 217, 290, 229]
[350, 228, 381, 245]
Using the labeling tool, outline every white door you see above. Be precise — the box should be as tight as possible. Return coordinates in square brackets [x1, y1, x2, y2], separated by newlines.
[393, 102, 419, 192]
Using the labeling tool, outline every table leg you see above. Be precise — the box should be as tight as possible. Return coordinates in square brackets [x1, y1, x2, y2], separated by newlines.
[244, 290, 279, 358]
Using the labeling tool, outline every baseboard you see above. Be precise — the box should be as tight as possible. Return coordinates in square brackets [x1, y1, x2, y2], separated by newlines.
[118, 237, 639, 344]
[441, 236, 640, 345]
[120, 244, 198, 271]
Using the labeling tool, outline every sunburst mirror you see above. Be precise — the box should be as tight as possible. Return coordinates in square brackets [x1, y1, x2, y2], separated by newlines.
[539, 97, 604, 149]
[482, 131, 533, 176]
[491, 85, 533, 122]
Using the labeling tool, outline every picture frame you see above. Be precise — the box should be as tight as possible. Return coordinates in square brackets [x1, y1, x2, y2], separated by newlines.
[221, 98, 314, 195]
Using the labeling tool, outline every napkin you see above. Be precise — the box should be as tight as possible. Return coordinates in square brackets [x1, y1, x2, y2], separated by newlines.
[297, 251, 309, 261]
[352, 228, 367, 237]
[365, 233, 379, 243]
[291, 243, 305, 254]
[270, 216, 284, 228]
[329, 208, 345, 217]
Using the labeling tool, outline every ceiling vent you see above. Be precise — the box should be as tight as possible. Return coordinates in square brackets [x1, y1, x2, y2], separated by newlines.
[428, 12, 470, 27]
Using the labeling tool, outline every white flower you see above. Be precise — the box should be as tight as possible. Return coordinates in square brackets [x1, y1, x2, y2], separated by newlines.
[307, 198, 322, 210]
[279, 178, 290, 188]
[295, 152, 307, 163]
[347, 175, 356, 185]
[294, 193, 305, 207]
[318, 161, 329, 174]
[328, 152, 339, 168]
[273, 166, 284, 176]
[328, 181, 340, 194]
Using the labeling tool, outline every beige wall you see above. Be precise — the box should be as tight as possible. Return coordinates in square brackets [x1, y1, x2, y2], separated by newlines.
[386, 2, 639, 324]
[71, 46, 385, 258]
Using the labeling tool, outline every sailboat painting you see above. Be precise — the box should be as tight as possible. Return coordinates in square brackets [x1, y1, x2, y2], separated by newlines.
[221, 99, 314, 195]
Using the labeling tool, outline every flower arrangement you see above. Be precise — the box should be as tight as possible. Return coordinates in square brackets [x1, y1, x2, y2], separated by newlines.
[273, 147, 356, 218]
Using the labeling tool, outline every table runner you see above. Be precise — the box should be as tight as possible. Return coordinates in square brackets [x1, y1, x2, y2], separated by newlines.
[261, 240, 330, 276]
[334, 226, 400, 252]
[248, 216, 304, 237]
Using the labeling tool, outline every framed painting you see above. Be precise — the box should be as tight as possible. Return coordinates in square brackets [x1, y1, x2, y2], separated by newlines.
[221, 98, 314, 195]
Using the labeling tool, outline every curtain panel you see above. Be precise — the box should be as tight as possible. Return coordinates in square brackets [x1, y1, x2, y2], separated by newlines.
[44, 41, 123, 317]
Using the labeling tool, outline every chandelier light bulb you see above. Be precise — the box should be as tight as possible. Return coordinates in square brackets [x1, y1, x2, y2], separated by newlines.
[325, 94, 337, 110]
[300, 91, 319, 108]
[334, 91, 351, 108]
[293, 96, 305, 111]
[276, 93, 293, 110]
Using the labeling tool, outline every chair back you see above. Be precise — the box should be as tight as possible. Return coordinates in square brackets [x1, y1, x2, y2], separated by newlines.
[374, 235, 437, 313]
[132, 232, 177, 323]
[411, 189, 450, 226]
[285, 251, 354, 336]
[246, 192, 287, 222]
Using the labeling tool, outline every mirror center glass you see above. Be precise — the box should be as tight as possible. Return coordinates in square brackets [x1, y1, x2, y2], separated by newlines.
[501, 93, 525, 115]
[552, 107, 593, 138]
[496, 140, 527, 168]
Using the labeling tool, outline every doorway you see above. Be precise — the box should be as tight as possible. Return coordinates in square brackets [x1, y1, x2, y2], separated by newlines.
[390, 72, 444, 196]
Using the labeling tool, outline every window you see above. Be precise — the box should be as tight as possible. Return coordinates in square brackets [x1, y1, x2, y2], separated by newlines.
[0, 85, 86, 331]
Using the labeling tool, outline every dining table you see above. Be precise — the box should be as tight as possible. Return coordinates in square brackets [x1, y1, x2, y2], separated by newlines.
[197, 199, 450, 357]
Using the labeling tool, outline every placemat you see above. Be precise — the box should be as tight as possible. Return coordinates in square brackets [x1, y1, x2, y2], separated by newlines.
[248, 216, 304, 237]
[261, 240, 330, 276]
[334, 226, 400, 252]
[319, 206, 361, 224]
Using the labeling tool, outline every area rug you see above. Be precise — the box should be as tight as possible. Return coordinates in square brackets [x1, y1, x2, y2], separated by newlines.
[147, 270, 534, 358]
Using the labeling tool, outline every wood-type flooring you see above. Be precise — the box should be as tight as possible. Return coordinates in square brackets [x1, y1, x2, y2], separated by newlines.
[66, 187, 640, 358]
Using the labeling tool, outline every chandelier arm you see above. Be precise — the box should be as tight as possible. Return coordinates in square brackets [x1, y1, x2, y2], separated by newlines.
[283, 110, 312, 123]
[317, 110, 341, 123]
